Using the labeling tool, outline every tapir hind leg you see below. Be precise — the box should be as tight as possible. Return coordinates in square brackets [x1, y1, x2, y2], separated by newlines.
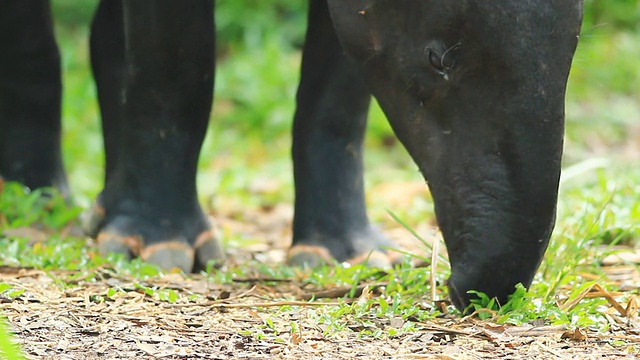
[289, 0, 400, 267]
[85, 0, 222, 272]
[0, 1, 68, 194]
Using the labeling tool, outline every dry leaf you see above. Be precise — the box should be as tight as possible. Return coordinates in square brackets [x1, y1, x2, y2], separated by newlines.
[561, 328, 588, 341]
[291, 332, 303, 345]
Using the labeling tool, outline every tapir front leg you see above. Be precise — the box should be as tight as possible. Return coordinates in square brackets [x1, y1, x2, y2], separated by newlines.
[289, 0, 399, 267]
[85, 0, 222, 272]
[328, 0, 583, 310]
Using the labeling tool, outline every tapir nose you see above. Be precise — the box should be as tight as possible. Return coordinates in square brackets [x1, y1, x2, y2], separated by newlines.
[447, 273, 482, 312]
[446, 262, 537, 312]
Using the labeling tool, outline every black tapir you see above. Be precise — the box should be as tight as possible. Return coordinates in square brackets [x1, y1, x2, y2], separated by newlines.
[0, 0, 583, 310]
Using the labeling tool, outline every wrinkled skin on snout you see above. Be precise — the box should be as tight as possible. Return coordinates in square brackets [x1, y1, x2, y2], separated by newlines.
[328, 0, 583, 310]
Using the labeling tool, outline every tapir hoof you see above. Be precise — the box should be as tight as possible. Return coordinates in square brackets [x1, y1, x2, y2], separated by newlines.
[141, 241, 195, 272]
[97, 229, 225, 272]
[97, 232, 195, 272]
[193, 229, 225, 271]
[85, 202, 225, 272]
[286, 245, 334, 267]
[346, 250, 403, 268]
[96, 232, 142, 258]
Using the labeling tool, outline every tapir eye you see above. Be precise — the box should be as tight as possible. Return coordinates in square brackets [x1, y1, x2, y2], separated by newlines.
[425, 42, 461, 76]
[427, 48, 444, 70]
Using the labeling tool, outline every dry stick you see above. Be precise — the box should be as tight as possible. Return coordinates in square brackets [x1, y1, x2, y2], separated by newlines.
[207, 300, 343, 309]
[161, 281, 390, 311]
[559, 283, 627, 316]
[300, 282, 387, 301]
[430, 233, 440, 303]
[158, 285, 260, 308]
[189, 283, 259, 303]
[163, 298, 343, 309]
[599, 334, 640, 343]
[413, 322, 480, 337]
[506, 325, 567, 337]
[161, 283, 382, 309]
[220, 284, 258, 301]
[536, 342, 573, 360]
[593, 283, 627, 316]
[231, 277, 292, 283]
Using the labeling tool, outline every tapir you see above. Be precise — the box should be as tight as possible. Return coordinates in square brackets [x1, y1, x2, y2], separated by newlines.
[0, 0, 583, 310]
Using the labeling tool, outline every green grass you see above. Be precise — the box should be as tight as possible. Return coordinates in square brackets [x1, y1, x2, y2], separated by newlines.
[1, 2, 640, 353]
[0, 318, 25, 360]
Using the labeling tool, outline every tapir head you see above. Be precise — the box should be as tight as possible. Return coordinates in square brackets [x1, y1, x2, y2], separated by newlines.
[328, 0, 583, 310]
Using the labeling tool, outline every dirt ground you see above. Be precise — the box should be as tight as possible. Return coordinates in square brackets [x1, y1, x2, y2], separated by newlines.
[2, 182, 640, 359]
[2, 262, 640, 359]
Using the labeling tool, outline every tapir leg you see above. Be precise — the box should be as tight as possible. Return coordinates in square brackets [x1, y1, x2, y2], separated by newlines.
[289, 0, 398, 267]
[88, 0, 125, 184]
[85, 0, 222, 271]
[0, 1, 68, 194]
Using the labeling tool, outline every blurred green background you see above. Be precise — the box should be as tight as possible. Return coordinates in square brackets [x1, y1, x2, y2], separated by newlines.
[47, 0, 640, 246]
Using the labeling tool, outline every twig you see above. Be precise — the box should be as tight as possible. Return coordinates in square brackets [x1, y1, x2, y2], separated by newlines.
[208, 300, 342, 308]
[163, 299, 342, 309]
[299, 282, 386, 300]
[430, 233, 440, 303]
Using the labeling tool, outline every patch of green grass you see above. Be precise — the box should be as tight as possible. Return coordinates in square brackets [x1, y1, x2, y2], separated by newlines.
[466, 282, 615, 331]
[546, 165, 640, 287]
[0, 182, 82, 230]
[132, 283, 181, 303]
[0, 283, 25, 300]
